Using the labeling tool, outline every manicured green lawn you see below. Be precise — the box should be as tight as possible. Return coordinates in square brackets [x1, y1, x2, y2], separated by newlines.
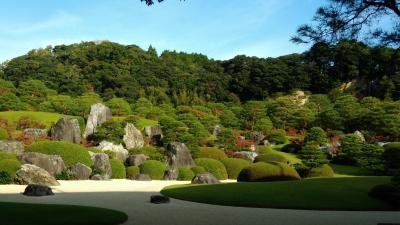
[330, 163, 373, 176]
[0, 202, 128, 225]
[0, 111, 78, 129]
[263, 148, 302, 165]
[162, 177, 394, 210]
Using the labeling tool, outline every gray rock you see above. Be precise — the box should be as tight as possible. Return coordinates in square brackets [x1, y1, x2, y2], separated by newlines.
[68, 163, 92, 180]
[90, 174, 105, 180]
[127, 154, 149, 166]
[235, 151, 258, 161]
[354, 130, 366, 143]
[123, 123, 144, 149]
[23, 128, 48, 140]
[150, 195, 170, 204]
[250, 131, 266, 145]
[166, 142, 195, 168]
[51, 117, 81, 144]
[0, 141, 24, 154]
[91, 153, 112, 180]
[212, 125, 221, 136]
[23, 184, 54, 196]
[191, 173, 220, 184]
[163, 169, 178, 180]
[144, 125, 163, 144]
[17, 152, 65, 176]
[133, 174, 151, 181]
[15, 164, 60, 186]
[83, 103, 112, 138]
[97, 140, 129, 161]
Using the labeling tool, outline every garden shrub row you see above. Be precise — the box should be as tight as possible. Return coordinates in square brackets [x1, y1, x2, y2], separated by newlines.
[237, 162, 300, 182]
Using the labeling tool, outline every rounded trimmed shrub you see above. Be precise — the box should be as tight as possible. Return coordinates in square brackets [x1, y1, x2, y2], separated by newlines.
[126, 166, 140, 179]
[0, 171, 12, 184]
[199, 147, 227, 161]
[177, 167, 195, 181]
[0, 152, 16, 161]
[0, 159, 21, 179]
[25, 141, 92, 167]
[256, 146, 273, 154]
[191, 166, 206, 175]
[110, 159, 126, 179]
[309, 164, 335, 177]
[221, 158, 251, 179]
[139, 160, 166, 180]
[269, 129, 288, 144]
[383, 142, 400, 170]
[194, 158, 228, 180]
[254, 153, 289, 164]
[129, 146, 165, 161]
[369, 184, 400, 207]
[281, 143, 302, 154]
[0, 128, 9, 140]
[237, 162, 301, 182]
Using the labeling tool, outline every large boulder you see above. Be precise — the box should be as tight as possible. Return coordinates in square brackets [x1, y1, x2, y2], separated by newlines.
[17, 152, 65, 176]
[127, 154, 149, 166]
[0, 141, 24, 154]
[123, 123, 144, 149]
[212, 125, 221, 136]
[132, 174, 152, 181]
[23, 184, 54, 196]
[150, 195, 170, 204]
[97, 140, 129, 161]
[51, 117, 81, 144]
[191, 173, 220, 184]
[15, 164, 60, 186]
[144, 125, 163, 144]
[165, 142, 195, 180]
[235, 151, 258, 161]
[23, 129, 48, 140]
[250, 131, 266, 145]
[83, 103, 112, 138]
[68, 163, 92, 180]
[91, 153, 112, 180]
[354, 130, 366, 143]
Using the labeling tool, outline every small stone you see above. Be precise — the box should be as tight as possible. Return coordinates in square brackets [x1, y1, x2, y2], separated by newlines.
[133, 174, 151, 181]
[150, 195, 170, 204]
[23, 184, 54, 196]
[191, 173, 220, 184]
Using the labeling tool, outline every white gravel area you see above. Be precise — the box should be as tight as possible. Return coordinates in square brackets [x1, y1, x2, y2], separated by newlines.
[0, 180, 399, 225]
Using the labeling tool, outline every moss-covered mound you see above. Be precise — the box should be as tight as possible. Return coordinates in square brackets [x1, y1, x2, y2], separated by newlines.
[237, 162, 301, 182]
[139, 160, 166, 180]
[126, 166, 140, 179]
[177, 167, 195, 181]
[199, 147, 227, 161]
[25, 141, 92, 167]
[194, 158, 228, 180]
[221, 158, 251, 179]
[0, 128, 9, 140]
[309, 164, 335, 177]
[109, 159, 126, 179]
[254, 153, 289, 164]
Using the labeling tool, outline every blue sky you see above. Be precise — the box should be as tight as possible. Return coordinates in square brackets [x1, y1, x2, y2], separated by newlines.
[0, 0, 321, 63]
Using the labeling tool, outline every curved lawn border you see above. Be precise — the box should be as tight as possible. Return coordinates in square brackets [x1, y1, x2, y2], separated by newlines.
[161, 176, 396, 211]
[0, 201, 128, 225]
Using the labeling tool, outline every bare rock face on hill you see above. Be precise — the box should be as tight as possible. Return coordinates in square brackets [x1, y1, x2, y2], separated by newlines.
[123, 123, 144, 149]
[17, 152, 65, 176]
[68, 163, 92, 180]
[83, 103, 112, 138]
[51, 117, 81, 144]
[165, 142, 195, 180]
[15, 164, 60, 186]
[0, 141, 24, 154]
[91, 153, 112, 180]
[97, 140, 129, 161]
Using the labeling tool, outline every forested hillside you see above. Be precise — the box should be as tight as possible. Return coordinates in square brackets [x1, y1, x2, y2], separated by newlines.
[0, 40, 399, 103]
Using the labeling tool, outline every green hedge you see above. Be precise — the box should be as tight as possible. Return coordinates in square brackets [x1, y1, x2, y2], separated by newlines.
[257, 146, 273, 155]
[194, 158, 228, 180]
[254, 153, 289, 164]
[237, 162, 301, 182]
[0, 128, 9, 140]
[199, 147, 227, 161]
[177, 167, 195, 181]
[0, 159, 21, 180]
[191, 166, 206, 175]
[383, 142, 400, 170]
[309, 164, 335, 177]
[110, 159, 126, 179]
[25, 141, 92, 167]
[221, 158, 251, 179]
[139, 160, 166, 180]
[126, 166, 140, 179]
